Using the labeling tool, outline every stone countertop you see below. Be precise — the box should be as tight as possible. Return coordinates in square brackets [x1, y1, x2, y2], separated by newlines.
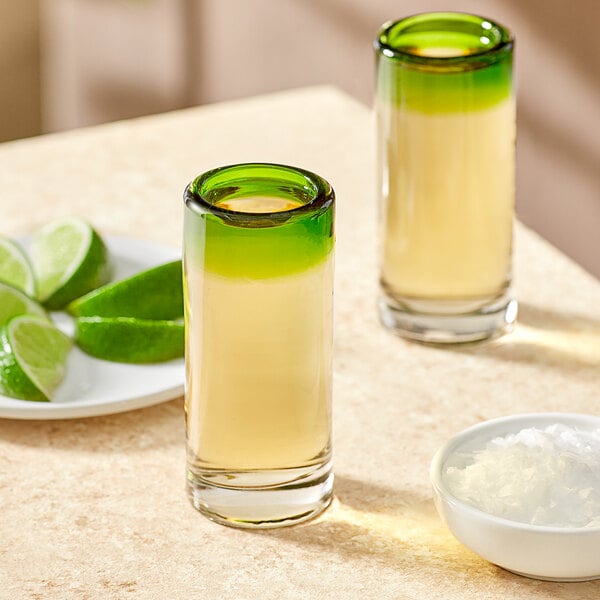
[0, 87, 598, 599]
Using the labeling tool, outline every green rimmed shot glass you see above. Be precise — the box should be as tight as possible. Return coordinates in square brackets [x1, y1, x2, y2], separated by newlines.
[183, 163, 335, 528]
[375, 13, 517, 343]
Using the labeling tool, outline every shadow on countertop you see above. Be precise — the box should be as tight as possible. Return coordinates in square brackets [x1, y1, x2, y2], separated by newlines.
[252, 474, 600, 599]
[444, 302, 600, 377]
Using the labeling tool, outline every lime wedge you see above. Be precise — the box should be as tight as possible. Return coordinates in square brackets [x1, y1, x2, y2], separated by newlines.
[68, 260, 182, 320]
[0, 315, 72, 402]
[0, 236, 36, 297]
[0, 281, 47, 327]
[74, 316, 184, 363]
[30, 217, 112, 309]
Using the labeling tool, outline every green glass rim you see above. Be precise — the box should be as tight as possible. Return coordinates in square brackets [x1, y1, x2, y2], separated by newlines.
[375, 12, 513, 67]
[184, 162, 334, 228]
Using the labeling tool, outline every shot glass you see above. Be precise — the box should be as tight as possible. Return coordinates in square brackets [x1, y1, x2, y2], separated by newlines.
[183, 163, 335, 528]
[375, 13, 517, 343]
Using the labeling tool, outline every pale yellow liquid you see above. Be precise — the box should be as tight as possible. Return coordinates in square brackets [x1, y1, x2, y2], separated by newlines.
[410, 46, 472, 57]
[379, 98, 515, 302]
[185, 197, 333, 473]
[217, 196, 301, 213]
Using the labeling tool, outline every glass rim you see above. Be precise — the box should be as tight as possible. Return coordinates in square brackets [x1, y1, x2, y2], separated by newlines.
[375, 11, 513, 64]
[184, 162, 334, 225]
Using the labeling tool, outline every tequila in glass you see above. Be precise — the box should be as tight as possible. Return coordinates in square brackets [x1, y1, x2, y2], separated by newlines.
[183, 164, 334, 528]
[376, 13, 517, 342]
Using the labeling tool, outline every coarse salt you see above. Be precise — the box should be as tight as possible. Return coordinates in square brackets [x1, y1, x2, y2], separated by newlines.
[443, 424, 600, 528]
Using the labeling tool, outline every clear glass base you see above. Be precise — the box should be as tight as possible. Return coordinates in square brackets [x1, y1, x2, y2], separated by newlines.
[378, 291, 517, 344]
[187, 460, 333, 529]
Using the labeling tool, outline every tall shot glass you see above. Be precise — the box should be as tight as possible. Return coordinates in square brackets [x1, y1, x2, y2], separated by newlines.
[375, 13, 517, 343]
[183, 163, 335, 528]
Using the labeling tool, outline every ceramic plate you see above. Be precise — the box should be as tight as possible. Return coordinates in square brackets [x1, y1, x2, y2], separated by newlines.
[0, 235, 184, 420]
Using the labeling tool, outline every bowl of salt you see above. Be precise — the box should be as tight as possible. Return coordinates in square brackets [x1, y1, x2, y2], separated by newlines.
[430, 413, 600, 581]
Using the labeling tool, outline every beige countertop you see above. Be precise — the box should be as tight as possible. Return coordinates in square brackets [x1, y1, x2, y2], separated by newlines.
[0, 87, 598, 599]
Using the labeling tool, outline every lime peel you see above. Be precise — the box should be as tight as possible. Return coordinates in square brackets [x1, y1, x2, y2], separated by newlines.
[0, 236, 36, 297]
[74, 316, 184, 363]
[30, 217, 112, 309]
[68, 260, 183, 320]
[0, 315, 72, 401]
[0, 281, 48, 329]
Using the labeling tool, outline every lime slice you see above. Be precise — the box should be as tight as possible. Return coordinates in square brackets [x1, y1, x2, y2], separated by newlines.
[74, 316, 184, 363]
[0, 315, 72, 402]
[30, 217, 112, 309]
[0, 281, 47, 327]
[0, 236, 36, 297]
[68, 260, 182, 319]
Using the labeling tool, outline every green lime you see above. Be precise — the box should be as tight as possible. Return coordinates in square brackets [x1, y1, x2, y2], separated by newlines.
[0, 281, 47, 327]
[74, 316, 184, 363]
[30, 217, 112, 309]
[68, 260, 182, 320]
[0, 315, 72, 402]
[0, 236, 36, 297]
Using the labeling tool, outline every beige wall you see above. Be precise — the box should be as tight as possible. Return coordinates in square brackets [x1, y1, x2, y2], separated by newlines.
[0, 1, 41, 142]
[40, 0, 189, 131]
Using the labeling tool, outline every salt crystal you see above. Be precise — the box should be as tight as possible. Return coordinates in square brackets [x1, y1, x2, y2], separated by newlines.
[443, 424, 600, 528]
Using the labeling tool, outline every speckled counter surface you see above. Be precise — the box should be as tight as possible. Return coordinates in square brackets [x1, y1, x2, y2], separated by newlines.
[0, 87, 598, 600]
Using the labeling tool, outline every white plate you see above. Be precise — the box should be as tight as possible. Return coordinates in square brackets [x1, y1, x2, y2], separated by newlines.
[0, 235, 184, 420]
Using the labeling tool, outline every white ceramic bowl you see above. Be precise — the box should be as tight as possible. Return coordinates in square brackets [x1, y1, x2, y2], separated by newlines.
[430, 413, 600, 582]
